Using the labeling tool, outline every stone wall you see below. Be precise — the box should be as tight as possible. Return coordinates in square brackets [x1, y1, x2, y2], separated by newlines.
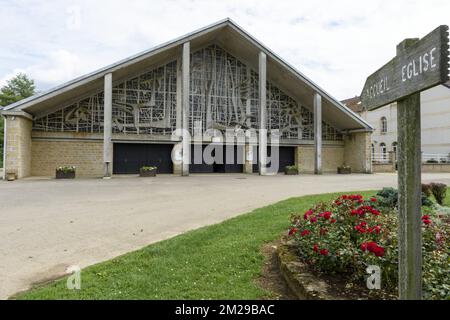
[296, 145, 344, 173]
[422, 163, 450, 173]
[31, 139, 103, 177]
[372, 163, 396, 173]
[344, 132, 372, 173]
[4, 115, 32, 178]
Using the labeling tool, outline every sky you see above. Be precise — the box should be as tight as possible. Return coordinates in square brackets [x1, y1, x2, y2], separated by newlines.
[1, 0, 449, 100]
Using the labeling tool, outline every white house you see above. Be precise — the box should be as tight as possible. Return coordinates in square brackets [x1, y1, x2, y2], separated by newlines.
[343, 81, 450, 164]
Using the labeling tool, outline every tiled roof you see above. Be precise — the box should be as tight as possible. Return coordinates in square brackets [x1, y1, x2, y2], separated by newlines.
[341, 96, 363, 113]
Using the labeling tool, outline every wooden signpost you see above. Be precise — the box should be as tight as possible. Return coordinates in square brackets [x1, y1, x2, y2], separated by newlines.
[361, 25, 449, 300]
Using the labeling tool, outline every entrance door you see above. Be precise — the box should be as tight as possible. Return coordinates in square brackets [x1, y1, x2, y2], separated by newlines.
[253, 146, 296, 173]
[189, 144, 244, 173]
[113, 143, 173, 174]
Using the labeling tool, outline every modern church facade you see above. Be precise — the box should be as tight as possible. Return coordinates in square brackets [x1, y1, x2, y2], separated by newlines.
[1, 19, 373, 179]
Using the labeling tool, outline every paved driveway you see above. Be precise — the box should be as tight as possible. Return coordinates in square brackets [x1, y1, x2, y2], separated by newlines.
[1, 173, 450, 299]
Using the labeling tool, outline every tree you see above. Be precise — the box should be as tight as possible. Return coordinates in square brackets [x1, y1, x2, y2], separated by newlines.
[0, 73, 36, 106]
[0, 73, 36, 167]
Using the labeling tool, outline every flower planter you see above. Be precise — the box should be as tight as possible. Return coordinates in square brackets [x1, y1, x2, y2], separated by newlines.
[140, 168, 157, 177]
[6, 172, 17, 181]
[285, 168, 299, 175]
[337, 167, 351, 174]
[56, 170, 75, 179]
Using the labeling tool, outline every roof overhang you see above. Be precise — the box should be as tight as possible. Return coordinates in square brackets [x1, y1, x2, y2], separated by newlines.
[2, 18, 373, 132]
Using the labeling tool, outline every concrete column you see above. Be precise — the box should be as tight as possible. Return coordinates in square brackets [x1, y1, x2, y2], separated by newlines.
[244, 144, 253, 174]
[314, 93, 322, 174]
[172, 142, 183, 175]
[176, 58, 182, 131]
[397, 93, 422, 300]
[246, 67, 252, 129]
[103, 73, 113, 178]
[181, 42, 190, 176]
[258, 51, 267, 175]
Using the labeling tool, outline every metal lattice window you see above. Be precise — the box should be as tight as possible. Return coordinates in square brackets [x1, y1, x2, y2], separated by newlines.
[33, 45, 342, 141]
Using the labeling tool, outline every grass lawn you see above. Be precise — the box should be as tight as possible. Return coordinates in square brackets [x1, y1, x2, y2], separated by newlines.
[16, 191, 377, 300]
[444, 187, 450, 206]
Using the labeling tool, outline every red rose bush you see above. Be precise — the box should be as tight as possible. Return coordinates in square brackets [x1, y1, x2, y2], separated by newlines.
[289, 194, 449, 299]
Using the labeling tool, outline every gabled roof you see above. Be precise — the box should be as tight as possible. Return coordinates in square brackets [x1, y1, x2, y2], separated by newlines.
[341, 96, 363, 113]
[2, 18, 373, 132]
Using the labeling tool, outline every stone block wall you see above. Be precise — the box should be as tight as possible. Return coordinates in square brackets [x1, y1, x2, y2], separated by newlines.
[296, 145, 344, 173]
[4, 115, 32, 178]
[344, 132, 372, 173]
[31, 139, 103, 177]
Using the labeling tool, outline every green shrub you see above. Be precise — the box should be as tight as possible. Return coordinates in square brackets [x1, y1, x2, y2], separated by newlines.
[285, 165, 298, 171]
[376, 187, 433, 209]
[140, 166, 157, 171]
[430, 183, 447, 205]
[422, 184, 432, 197]
[289, 194, 449, 299]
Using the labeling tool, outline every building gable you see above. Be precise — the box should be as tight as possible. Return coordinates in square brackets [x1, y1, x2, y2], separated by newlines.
[32, 45, 342, 141]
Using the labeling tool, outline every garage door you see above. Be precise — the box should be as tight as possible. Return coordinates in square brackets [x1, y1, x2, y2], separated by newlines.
[113, 143, 173, 174]
[190, 144, 244, 173]
[253, 146, 295, 173]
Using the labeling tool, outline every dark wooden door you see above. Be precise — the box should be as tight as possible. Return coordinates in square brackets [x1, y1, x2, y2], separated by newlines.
[113, 143, 173, 174]
[190, 144, 244, 173]
[253, 146, 295, 173]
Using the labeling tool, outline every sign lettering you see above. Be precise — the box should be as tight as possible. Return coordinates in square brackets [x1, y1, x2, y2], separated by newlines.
[361, 25, 449, 110]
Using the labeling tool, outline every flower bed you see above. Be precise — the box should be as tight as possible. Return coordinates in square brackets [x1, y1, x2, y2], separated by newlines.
[56, 166, 76, 179]
[285, 165, 299, 175]
[139, 166, 157, 177]
[288, 192, 449, 299]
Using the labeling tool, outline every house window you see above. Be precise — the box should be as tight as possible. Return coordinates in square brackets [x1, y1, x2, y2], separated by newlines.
[371, 144, 375, 160]
[380, 117, 387, 134]
[392, 142, 398, 155]
[380, 143, 387, 160]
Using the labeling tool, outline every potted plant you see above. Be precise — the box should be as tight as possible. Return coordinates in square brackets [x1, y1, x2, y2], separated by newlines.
[140, 166, 157, 177]
[337, 165, 351, 174]
[6, 171, 17, 181]
[285, 165, 299, 175]
[56, 166, 76, 179]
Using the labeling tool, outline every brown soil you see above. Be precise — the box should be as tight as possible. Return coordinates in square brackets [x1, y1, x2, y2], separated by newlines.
[256, 241, 298, 300]
[257, 239, 396, 300]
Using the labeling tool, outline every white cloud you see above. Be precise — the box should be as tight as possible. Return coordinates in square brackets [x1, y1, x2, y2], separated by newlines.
[0, 0, 449, 100]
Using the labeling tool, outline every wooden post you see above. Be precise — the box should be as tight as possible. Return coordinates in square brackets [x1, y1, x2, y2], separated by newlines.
[397, 39, 422, 300]
[314, 93, 322, 174]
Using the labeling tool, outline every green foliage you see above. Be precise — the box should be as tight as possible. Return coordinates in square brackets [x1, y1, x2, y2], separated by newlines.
[376, 187, 433, 209]
[285, 165, 298, 171]
[56, 166, 76, 173]
[376, 187, 398, 208]
[422, 184, 432, 197]
[0, 73, 35, 106]
[141, 166, 157, 171]
[430, 183, 447, 205]
[290, 194, 449, 299]
[0, 73, 36, 168]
